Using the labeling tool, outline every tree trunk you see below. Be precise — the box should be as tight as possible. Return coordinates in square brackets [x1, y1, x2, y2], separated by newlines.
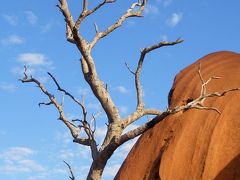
[87, 160, 106, 180]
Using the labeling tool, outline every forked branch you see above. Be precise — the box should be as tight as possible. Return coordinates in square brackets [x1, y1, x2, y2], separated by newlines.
[47, 72, 88, 121]
[122, 38, 184, 127]
[63, 160, 75, 180]
[135, 38, 184, 109]
[19, 67, 95, 147]
[170, 63, 240, 114]
[89, 0, 147, 49]
[118, 63, 240, 145]
[75, 0, 117, 30]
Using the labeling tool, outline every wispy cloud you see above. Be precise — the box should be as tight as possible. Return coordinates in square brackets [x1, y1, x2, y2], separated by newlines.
[55, 132, 72, 145]
[41, 23, 53, 33]
[104, 164, 121, 177]
[0, 82, 16, 93]
[95, 126, 107, 139]
[161, 34, 168, 41]
[12, 53, 54, 82]
[59, 150, 75, 160]
[156, 0, 172, 7]
[119, 106, 128, 115]
[167, 13, 183, 27]
[2, 14, 18, 25]
[115, 85, 129, 94]
[87, 102, 102, 111]
[77, 87, 90, 96]
[24, 11, 38, 25]
[123, 124, 139, 134]
[122, 139, 137, 152]
[17, 53, 50, 66]
[144, 4, 159, 16]
[1, 35, 25, 45]
[0, 147, 45, 174]
[0, 147, 34, 161]
[126, 20, 136, 27]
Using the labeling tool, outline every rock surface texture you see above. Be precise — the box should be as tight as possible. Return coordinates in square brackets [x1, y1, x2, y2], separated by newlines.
[115, 51, 240, 180]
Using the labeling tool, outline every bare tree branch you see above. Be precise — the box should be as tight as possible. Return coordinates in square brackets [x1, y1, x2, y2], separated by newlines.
[117, 111, 170, 146]
[47, 72, 88, 121]
[118, 63, 240, 145]
[21, 1, 240, 179]
[125, 62, 136, 75]
[94, 23, 100, 35]
[135, 39, 184, 109]
[45, 73, 99, 154]
[75, 0, 117, 31]
[89, 1, 146, 49]
[38, 101, 53, 107]
[121, 39, 183, 128]
[19, 68, 94, 146]
[65, 24, 75, 43]
[63, 160, 75, 180]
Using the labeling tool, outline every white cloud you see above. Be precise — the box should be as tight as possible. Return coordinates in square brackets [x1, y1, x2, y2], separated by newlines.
[126, 20, 136, 27]
[0, 82, 16, 93]
[27, 173, 48, 180]
[113, 133, 138, 160]
[24, 11, 38, 25]
[58, 146, 90, 162]
[123, 124, 139, 134]
[41, 23, 53, 33]
[104, 164, 121, 177]
[167, 13, 183, 27]
[12, 53, 54, 82]
[2, 14, 18, 25]
[55, 132, 72, 145]
[144, 4, 159, 15]
[1, 35, 25, 45]
[161, 34, 168, 41]
[119, 106, 128, 115]
[94, 126, 107, 139]
[77, 87, 90, 96]
[0, 147, 34, 161]
[87, 102, 101, 111]
[59, 150, 75, 159]
[0, 147, 45, 174]
[77, 146, 91, 159]
[19, 159, 45, 172]
[115, 85, 128, 94]
[17, 53, 49, 66]
[120, 138, 138, 153]
[156, 0, 172, 7]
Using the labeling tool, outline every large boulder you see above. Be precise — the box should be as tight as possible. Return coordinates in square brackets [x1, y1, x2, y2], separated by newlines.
[115, 51, 240, 180]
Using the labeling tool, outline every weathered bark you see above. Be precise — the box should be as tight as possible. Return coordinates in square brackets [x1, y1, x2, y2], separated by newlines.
[20, 1, 240, 179]
[87, 161, 106, 180]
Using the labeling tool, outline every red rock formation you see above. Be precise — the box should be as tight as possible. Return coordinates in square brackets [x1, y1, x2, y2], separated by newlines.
[115, 51, 240, 180]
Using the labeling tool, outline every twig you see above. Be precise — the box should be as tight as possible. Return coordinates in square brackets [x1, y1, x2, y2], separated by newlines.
[63, 161, 75, 180]
[122, 38, 183, 127]
[38, 102, 53, 107]
[47, 72, 88, 121]
[19, 67, 90, 146]
[125, 62, 136, 75]
[119, 63, 240, 145]
[89, 1, 147, 49]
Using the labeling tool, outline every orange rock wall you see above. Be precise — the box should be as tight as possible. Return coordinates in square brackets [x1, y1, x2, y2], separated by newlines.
[115, 51, 240, 180]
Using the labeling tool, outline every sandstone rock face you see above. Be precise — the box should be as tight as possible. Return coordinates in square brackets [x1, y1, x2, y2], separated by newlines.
[115, 51, 240, 180]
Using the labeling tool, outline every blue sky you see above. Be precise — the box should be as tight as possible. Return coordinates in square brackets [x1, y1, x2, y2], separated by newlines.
[1, 0, 240, 179]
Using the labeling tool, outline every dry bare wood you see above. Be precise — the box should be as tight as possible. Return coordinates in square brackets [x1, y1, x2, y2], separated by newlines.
[20, 1, 240, 180]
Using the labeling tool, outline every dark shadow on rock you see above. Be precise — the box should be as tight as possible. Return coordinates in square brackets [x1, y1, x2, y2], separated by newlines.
[214, 154, 240, 180]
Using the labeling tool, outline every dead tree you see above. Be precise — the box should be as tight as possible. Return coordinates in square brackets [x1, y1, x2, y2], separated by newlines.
[20, 1, 240, 179]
